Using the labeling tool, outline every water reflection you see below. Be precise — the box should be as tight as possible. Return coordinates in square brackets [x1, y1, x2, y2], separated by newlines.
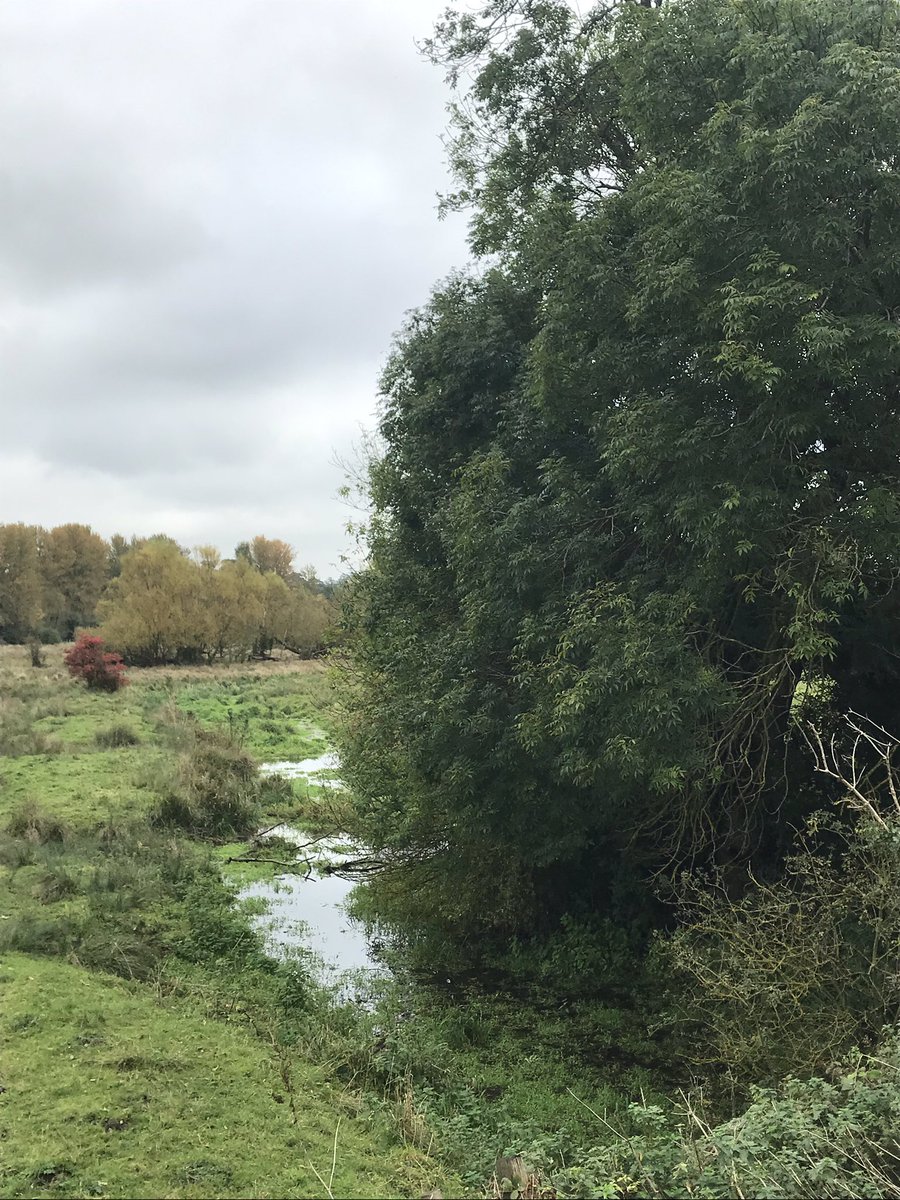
[237, 824, 381, 990]
[258, 752, 342, 787]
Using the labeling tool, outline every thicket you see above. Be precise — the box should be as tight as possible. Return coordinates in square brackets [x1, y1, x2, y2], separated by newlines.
[569, 1031, 900, 1199]
[342, 0, 900, 939]
[666, 818, 900, 1079]
[338, 0, 900, 1188]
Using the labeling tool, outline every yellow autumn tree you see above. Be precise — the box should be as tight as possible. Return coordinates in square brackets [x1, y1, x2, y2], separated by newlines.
[98, 540, 202, 663]
[0, 524, 43, 642]
[38, 523, 109, 638]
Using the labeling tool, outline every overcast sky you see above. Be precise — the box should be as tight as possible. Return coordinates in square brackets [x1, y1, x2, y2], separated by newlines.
[0, 0, 471, 577]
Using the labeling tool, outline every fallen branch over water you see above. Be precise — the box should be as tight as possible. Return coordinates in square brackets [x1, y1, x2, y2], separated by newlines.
[251, 829, 338, 853]
[321, 856, 387, 877]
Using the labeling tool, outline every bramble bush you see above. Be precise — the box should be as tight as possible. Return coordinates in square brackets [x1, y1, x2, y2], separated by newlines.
[660, 716, 900, 1083]
[576, 1031, 900, 1200]
[63, 634, 128, 692]
[662, 815, 900, 1083]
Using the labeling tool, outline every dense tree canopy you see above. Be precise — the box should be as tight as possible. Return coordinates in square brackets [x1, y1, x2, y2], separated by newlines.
[0, 524, 43, 643]
[38, 524, 109, 640]
[341, 0, 900, 931]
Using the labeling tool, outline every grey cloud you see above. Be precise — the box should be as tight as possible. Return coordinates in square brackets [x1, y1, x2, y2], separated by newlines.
[0, 116, 205, 296]
[0, 0, 471, 573]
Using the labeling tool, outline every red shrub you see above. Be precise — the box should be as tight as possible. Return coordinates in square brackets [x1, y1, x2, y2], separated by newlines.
[64, 635, 128, 692]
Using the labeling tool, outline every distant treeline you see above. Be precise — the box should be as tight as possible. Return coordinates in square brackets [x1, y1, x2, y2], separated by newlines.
[0, 525, 335, 663]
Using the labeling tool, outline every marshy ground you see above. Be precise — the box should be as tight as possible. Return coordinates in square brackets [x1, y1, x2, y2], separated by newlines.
[0, 646, 449, 1199]
[0, 644, 660, 1199]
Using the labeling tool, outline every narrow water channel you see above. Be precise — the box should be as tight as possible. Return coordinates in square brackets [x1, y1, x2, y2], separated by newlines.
[258, 752, 342, 787]
[238, 754, 382, 990]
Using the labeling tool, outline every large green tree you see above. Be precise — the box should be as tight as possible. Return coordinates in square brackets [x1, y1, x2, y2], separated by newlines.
[341, 0, 900, 932]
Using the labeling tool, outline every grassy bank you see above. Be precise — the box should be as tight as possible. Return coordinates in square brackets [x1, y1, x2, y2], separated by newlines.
[0, 643, 671, 1198]
[1, 953, 417, 1200]
[0, 644, 450, 1199]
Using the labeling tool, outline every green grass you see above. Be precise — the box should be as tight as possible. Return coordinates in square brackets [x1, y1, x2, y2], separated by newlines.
[34, 706, 153, 748]
[0, 953, 438, 1199]
[0, 749, 155, 827]
[175, 669, 334, 762]
[0, 653, 335, 832]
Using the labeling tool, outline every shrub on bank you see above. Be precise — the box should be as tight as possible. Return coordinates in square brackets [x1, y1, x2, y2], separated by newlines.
[64, 635, 128, 692]
[0, 820, 282, 986]
[665, 829, 899, 1082]
[151, 729, 261, 838]
[580, 1031, 900, 1200]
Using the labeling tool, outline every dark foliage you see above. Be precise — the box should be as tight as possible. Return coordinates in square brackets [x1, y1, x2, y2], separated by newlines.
[341, 0, 900, 938]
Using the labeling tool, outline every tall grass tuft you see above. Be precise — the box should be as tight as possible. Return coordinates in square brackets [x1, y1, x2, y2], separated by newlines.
[6, 800, 68, 844]
[32, 866, 80, 903]
[95, 724, 141, 749]
[151, 729, 261, 838]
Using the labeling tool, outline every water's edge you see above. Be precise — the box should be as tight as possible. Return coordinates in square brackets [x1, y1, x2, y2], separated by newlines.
[237, 755, 382, 992]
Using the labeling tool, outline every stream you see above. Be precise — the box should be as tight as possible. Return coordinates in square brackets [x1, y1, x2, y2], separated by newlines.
[258, 752, 342, 787]
[238, 755, 383, 992]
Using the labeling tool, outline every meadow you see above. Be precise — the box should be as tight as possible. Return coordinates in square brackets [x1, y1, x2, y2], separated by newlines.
[0, 645, 451, 1199]
[0, 645, 659, 1199]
